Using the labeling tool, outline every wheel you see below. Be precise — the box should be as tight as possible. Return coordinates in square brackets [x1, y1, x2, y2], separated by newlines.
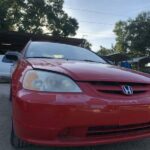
[10, 123, 29, 148]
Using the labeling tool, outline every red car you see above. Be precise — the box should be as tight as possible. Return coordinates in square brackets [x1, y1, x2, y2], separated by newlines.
[8, 41, 150, 148]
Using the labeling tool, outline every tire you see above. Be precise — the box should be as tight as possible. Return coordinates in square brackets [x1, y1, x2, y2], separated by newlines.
[10, 124, 29, 148]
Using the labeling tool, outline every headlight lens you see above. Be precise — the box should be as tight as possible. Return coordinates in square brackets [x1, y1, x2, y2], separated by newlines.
[23, 70, 82, 92]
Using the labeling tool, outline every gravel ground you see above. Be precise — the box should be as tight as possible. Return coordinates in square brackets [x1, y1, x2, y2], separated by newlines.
[0, 83, 150, 150]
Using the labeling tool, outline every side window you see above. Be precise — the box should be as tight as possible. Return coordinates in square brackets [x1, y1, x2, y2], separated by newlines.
[2, 56, 13, 63]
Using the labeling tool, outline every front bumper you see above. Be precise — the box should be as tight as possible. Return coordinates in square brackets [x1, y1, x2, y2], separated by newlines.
[14, 120, 150, 146]
[13, 89, 150, 147]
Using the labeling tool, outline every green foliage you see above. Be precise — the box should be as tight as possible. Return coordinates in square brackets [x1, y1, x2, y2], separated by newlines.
[0, 0, 78, 36]
[113, 21, 128, 53]
[97, 46, 114, 56]
[114, 11, 150, 57]
[0, 0, 14, 30]
[82, 39, 92, 50]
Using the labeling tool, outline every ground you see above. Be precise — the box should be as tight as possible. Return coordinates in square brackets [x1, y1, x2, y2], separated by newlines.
[1, 83, 150, 150]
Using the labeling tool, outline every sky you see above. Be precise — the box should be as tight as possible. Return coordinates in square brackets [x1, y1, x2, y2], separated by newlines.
[63, 0, 150, 52]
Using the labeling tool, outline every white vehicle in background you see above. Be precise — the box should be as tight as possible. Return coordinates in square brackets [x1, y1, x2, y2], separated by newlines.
[0, 54, 13, 82]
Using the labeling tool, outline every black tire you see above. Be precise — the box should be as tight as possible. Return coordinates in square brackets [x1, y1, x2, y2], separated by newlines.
[10, 124, 29, 148]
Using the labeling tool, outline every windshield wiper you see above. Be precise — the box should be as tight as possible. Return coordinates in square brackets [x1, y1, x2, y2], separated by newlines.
[26, 57, 106, 64]
[26, 56, 55, 59]
[27, 57, 72, 61]
[79, 59, 105, 63]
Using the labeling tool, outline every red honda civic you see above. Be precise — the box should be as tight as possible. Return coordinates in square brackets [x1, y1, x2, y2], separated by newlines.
[9, 41, 150, 148]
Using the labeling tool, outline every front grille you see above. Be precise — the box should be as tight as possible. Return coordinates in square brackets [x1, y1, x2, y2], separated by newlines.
[90, 81, 150, 96]
[87, 122, 150, 137]
[100, 90, 146, 95]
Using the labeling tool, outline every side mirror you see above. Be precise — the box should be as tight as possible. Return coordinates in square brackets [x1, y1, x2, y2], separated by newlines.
[4, 51, 21, 62]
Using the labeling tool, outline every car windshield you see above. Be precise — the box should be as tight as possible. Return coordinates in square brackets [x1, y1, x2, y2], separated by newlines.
[25, 42, 106, 63]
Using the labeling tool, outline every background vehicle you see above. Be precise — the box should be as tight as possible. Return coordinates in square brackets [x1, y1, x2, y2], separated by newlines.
[0, 54, 13, 82]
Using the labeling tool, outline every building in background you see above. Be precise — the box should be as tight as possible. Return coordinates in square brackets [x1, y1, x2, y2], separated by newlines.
[0, 31, 85, 54]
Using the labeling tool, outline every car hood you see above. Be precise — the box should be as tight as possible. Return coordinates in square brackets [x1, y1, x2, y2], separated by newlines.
[27, 58, 150, 83]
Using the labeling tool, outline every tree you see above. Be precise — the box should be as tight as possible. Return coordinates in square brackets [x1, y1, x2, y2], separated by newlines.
[82, 39, 92, 50]
[113, 21, 128, 53]
[114, 11, 150, 57]
[97, 46, 114, 56]
[0, 0, 15, 30]
[0, 0, 78, 36]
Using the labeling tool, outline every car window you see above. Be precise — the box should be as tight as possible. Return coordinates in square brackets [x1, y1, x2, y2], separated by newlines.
[25, 42, 106, 63]
[0, 55, 3, 61]
[2, 56, 14, 63]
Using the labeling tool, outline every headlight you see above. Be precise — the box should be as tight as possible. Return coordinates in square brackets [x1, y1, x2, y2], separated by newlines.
[23, 70, 82, 92]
